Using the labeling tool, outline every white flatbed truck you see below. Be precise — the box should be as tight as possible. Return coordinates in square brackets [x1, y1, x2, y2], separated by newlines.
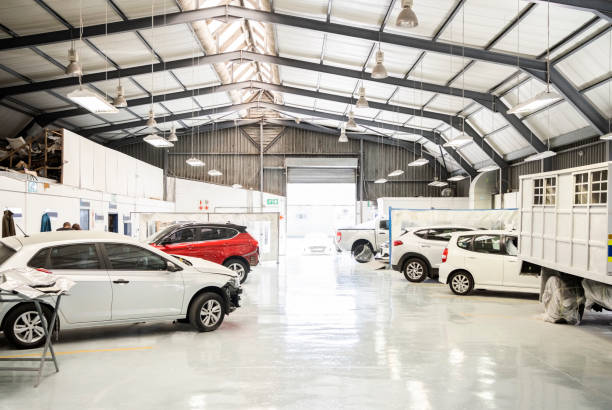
[519, 162, 612, 323]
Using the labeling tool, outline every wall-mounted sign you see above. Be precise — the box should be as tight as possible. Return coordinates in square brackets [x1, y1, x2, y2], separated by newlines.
[266, 199, 279, 205]
[95, 214, 105, 221]
[27, 181, 37, 193]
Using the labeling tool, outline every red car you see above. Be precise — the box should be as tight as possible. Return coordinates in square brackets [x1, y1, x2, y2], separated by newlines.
[149, 223, 259, 283]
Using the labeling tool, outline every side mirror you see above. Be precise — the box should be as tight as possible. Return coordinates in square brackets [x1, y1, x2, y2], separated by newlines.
[166, 261, 181, 272]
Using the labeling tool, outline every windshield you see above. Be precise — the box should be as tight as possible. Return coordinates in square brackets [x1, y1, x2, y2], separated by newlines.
[0, 242, 16, 266]
[147, 225, 176, 244]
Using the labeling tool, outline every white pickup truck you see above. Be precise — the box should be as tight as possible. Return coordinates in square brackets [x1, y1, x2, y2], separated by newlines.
[519, 162, 612, 323]
[335, 218, 389, 262]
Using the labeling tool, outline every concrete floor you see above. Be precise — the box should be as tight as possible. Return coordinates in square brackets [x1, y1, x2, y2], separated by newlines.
[1, 249, 612, 409]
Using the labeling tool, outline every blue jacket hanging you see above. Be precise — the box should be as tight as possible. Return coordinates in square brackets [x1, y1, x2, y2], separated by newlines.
[41, 213, 52, 232]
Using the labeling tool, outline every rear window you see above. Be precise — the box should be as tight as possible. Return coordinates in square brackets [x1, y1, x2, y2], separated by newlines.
[457, 236, 473, 250]
[0, 242, 16, 265]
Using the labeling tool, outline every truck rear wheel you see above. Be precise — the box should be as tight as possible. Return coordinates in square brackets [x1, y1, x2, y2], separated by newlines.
[352, 242, 373, 263]
[541, 275, 584, 325]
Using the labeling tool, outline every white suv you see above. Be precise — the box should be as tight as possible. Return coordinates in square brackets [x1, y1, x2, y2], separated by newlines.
[439, 230, 539, 295]
[391, 226, 476, 282]
[0, 231, 242, 349]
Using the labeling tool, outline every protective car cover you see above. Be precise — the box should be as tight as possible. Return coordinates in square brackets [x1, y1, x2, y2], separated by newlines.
[582, 279, 612, 311]
[541, 275, 585, 325]
[0, 267, 75, 298]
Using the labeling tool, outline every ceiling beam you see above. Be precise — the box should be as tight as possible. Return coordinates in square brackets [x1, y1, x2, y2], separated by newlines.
[0, 5, 546, 72]
[530, 0, 612, 22]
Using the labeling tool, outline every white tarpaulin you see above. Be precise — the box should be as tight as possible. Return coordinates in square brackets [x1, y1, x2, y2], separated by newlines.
[134, 212, 279, 262]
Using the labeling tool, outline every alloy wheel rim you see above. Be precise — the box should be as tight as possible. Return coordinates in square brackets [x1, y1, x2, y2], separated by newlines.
[199, 300, 222, 327]
[228, 263, 245, 281]
[406, 262, 424, 280]
[13, 311, 45, 344]
[452, 274, 470, 293]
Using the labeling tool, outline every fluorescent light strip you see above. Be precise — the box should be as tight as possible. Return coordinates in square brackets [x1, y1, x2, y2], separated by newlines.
[143, 134, 173, 148]
[68, 87, 118, 114]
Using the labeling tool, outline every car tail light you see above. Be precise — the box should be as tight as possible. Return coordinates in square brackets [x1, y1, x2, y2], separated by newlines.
[36, 268, 53, 274]
[393, 240, 403, 246]
[336, 231, 341, 242]
[442, 248, 448, 263]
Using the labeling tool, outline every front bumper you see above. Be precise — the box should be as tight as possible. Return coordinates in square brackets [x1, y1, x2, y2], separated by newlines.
[223, 283, 242, 314]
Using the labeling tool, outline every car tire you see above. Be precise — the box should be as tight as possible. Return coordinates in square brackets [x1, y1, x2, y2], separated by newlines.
[402, 258, 429, 282]
[449, 271, 474, 295]
[352, 242, 374, 263]
[223, 258, 249, 284]
[189, 292, 226, 332]
[3, 303, 53, 349]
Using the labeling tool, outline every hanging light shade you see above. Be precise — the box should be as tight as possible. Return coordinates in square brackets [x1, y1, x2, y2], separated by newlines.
[477, 165, 499, 173]
[600, 132, 612, 140]
[507, 90, 562, 115]
[208, 169, 223, 176]
[146, 109, 157, 128]
[232, 183, 243, 189]
[65, 47, 82, 77]
[374, 178, 388, 184]
[356, 86, 369, 108]
[346, 110, 357, 129]
[428, 177, 448, 187]
[396, 0, 419, 28]
[143, 133, 173, 148]
[443, 133, 473, 148]
[338, 126, 349, 142]
[447, 175, 468, 182]
[186, 157, 205, 167]
[371, 49, 388, 79]
[524, 150, 556, 162]
[388, 169, 404, 177]
[112, 84, 127, 108]
[409, 156, 429, 167]
[67, 86, 117, 114]
[167, 126, 178, 142]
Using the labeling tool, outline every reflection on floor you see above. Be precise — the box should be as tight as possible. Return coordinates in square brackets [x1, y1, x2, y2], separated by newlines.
[1, 250, 612, 409]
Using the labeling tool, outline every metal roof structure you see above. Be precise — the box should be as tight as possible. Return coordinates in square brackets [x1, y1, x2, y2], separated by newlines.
[0, 0, 610, 175]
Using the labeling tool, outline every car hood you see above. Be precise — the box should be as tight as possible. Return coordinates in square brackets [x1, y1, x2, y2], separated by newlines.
[171, 254, 238, 279]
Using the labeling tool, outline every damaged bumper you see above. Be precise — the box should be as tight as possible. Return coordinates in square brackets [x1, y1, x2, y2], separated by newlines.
[223, 282, 242, 314]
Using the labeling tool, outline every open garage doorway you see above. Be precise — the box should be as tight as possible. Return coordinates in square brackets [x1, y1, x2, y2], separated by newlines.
[285, 158, 357, 255]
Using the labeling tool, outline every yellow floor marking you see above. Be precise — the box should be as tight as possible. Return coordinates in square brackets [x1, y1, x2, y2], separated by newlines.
[0, 346, 153, 359]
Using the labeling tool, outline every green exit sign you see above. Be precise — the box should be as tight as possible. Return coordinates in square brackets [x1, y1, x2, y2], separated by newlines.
[267, 199, 279, 205]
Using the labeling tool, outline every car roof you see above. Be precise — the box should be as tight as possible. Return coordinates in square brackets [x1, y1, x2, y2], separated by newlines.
[2, 231, 140, 250]
[407, 225, 476, 231]
[169, 222, 247, 232]
[452, 229, 516, 236]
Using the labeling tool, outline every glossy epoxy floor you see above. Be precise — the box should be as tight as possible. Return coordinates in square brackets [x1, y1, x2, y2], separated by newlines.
[1, 250, 612, 409]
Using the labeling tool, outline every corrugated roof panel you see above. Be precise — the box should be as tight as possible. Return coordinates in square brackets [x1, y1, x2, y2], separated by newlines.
[364, 44, 424, 78]
[330, 0, 389, 30]
[308, 119, 341, 129]
[273, 0, 328, 19]
[454, 141, 492, 166]
[97, 110, 138, 123]
[385, 0, 457, 39]
[313, 99, 348, 114]
[13, 91, 71, 112]
[87, 32, 153, 69]
[407, 52, 468, 86]
[584, 80, 612, 118]
[280, 66, 319, 89]
[361, 80, 397, 102]
[323, 34, 372, 70]
[111, 0, 179, 19]
[492, 3, 595, 57]
[426, 94, 469, 114]
[193, 92, 233, 108]
[450, 61, 520, 93]
[556, 31, 611, 89]
[283, 93, 316, 108]
[82, 78, 148, 100]
[130, 71, 183, 94]
[36, 40, 110, 75]
[0, 105, 31, 139]
[353, 107, 380, 119]
[392, 133, 420, 142]
[394, 88, 438, 109]
[65, 114, 107, 128]
[486, 126, 531, 156]
[276, 26, 324, 63]
[438, 0, 531, 48]
[406, 117, 444, 130]
[0, 70, 26, 87]
[524, 101, 590, 140]
[138, 24, 205, 62]
[127, 102, 170, 118]
[0, 0, 65, 36]
[318, 73, 358, 96]
[467, 107, 507, 135]
[44, 0, 122, 26]
[376, 110, 413, 125]
[172, 65, 220, 88]
[158, 97, 199, 114]
[499, 77, 549, 116]
[550, 20, 609, 60]
[0, 48, 64, 82]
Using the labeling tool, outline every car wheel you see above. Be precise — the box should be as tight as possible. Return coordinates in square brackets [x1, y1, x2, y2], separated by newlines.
[223, 258, 249, 284]
[189, 292, 226, 332]
[449, 271, 474, 295]
[3, 303, 53, 349]
[403, 258, 428, 282]
[352, 242, 374, 263]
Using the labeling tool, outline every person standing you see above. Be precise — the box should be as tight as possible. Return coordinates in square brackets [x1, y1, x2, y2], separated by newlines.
[2, 210, 16, 238]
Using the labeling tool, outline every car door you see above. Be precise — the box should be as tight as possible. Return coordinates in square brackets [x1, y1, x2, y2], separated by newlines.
[502, 235, 539, 289]
[465, 234, 504, 286]
[28, 243, 112, 323]
[103, 243, 184, 320]
[419, 228, 455, 269]
[191, 226, 228, 264]
[157, 227, 198, 258]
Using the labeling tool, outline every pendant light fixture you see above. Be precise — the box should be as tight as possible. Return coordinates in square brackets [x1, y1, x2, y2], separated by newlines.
[388, 169, 404, 177]
[186, 157, 205, 167]
[68, 86, 118, 114]
[428, 177, 448, 187]
[112, 82, 127, 108]
[208, 169, 223, 176]
[477, 165, 499, 173]
[447, 174, 467, 182]
[66, 46, 82, 77]
[508, 0, 560, 115]
[146, 108, 157, 128]
[356, 84, 369, 108]
[409, 139, 428, 166]
[374, 178, 388, 184]
[143, 133, 173, 148]
[346, 109, 357, 129]
[167, 126, 178, 142]
[396, 0, 419, 28]
[371, 48, 388, 79]
[338, 125, 349, 142]
[524, 150, 556, 162]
